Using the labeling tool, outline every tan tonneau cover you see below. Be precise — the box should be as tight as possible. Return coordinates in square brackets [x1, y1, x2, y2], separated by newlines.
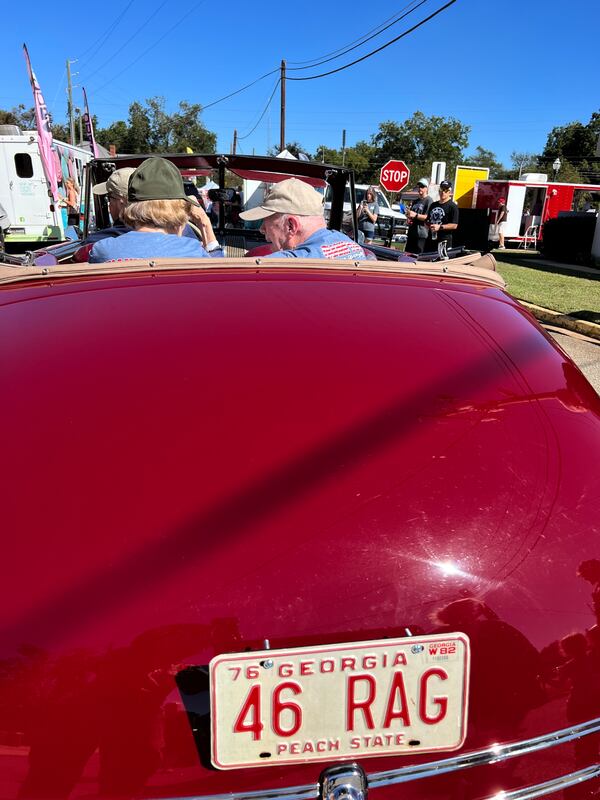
[0, 252, 504, 289]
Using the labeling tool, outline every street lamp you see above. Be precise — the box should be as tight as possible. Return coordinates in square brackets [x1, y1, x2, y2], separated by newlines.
[552, 157, 561, 182]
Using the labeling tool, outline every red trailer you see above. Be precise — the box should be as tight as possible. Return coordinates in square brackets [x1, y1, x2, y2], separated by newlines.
[473, 173, 600, 245]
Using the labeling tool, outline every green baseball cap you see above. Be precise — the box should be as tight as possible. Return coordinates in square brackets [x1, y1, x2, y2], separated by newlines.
[128, 157, 190, 202]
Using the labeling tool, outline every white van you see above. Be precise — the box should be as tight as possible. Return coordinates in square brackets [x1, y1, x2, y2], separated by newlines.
[0, 125, 91, 247]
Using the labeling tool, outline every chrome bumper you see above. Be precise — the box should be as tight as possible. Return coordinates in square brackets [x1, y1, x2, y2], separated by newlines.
[155, 717, 600, 800]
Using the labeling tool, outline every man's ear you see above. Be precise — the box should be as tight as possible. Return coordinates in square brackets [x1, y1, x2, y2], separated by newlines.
[288, 215, 301, 233]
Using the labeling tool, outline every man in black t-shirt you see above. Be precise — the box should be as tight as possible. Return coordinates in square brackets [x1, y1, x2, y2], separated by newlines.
[425, 180, 459, 251]
[406, 178, 432, 254]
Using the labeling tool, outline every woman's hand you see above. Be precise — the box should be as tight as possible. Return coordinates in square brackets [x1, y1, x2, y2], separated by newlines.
[188, 202, 217, 247]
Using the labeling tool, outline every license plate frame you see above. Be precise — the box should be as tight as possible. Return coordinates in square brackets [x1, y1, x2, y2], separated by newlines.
[210, 633, 470, 769]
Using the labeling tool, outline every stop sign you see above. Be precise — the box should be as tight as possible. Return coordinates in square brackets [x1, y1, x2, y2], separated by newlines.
[379, 160, 410, 193]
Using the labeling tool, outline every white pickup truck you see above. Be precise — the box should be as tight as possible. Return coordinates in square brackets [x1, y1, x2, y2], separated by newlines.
[325, 183, 407, 242]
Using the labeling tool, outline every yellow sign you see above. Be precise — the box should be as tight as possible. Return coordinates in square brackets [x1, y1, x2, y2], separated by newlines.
[453, 166, 490, 208]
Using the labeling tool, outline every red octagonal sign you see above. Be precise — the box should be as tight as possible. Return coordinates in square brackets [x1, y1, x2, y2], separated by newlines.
[380, 160, 411, 193]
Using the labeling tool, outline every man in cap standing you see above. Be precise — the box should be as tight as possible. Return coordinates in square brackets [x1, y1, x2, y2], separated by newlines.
[425, 180, 459, 251]
[239, 178, 368, 260]
[405, 178, 432, 254]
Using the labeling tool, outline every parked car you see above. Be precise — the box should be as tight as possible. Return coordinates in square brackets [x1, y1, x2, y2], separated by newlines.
[2, 155, 600, 800]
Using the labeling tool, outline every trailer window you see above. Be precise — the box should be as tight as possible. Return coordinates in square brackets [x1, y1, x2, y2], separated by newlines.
[14, 153, 34, 178]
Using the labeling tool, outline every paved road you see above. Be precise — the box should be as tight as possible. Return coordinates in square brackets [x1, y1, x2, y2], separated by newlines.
[548, 328, 600, 395]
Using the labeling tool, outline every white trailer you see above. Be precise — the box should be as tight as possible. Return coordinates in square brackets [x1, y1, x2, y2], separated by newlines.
[0, 125, 91, 246]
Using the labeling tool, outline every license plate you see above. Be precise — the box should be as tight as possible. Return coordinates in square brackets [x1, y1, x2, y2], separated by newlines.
[210, 633, 470, 769]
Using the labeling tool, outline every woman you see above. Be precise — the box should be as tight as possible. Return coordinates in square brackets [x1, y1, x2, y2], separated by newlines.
[357, 187, 379, 244]
[59, 177, 80, 228]
[89, 158, 221, 263]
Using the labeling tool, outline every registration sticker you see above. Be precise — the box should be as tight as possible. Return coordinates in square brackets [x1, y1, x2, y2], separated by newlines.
[210, 633, 470, 769]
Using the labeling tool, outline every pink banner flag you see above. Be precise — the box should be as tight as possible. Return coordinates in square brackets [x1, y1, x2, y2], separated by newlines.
[22, 44, 60, 202]
[82, 87, 99, 158]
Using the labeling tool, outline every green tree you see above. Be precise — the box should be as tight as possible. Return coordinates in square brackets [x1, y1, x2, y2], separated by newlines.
[464, 146, 508, 178]
[49, 115, 70, 143]
[145, 97, 171, 151]
[540, 110, 600, 183]
[510, 151, 538, 178]
[96, 120, 129, 152]
[372, 112, 471, 180]
[346, 140, 378, 183]
[124, 101, 152, 152]
[0, 104, 36, 130]
[549, 158, 583, 184]
[313, 145, 343, 164]
[313, 142, 377, 183]
[93, 97, 216, 155]
[169, 101, 216, 153]
[267, 141, 311, 158]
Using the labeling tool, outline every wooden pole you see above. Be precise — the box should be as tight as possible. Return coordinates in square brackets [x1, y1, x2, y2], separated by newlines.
[233, 128, 238, 155]
[280, 59, 286, 153]
[66, 60, 75, 145]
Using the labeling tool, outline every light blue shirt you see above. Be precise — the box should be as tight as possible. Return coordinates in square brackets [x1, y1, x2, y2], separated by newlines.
[267, 228, 368, 260]
[89, 230, 214, 263]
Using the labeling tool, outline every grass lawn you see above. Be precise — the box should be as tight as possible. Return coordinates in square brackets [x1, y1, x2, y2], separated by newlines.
[494, 256, 600, 317]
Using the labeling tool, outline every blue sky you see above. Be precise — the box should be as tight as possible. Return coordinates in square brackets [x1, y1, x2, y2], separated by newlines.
[3, 0, 598, 167]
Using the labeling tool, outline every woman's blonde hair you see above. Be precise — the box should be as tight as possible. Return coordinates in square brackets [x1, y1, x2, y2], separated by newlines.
[122, 198, 189, 234]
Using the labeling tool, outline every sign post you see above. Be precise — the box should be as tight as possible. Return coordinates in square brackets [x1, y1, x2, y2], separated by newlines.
[379, 160, 410, 246]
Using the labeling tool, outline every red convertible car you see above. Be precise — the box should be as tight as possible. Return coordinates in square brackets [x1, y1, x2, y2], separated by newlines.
[1, 156, 600, 800]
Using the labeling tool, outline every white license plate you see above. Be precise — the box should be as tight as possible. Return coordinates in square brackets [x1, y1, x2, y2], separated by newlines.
[210, 633, 470, 769]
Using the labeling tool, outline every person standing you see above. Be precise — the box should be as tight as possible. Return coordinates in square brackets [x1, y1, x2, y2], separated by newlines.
[496, 198, 508, 249]
[425, 180, 459, 251]
[405, 178, 432, 254]
[357, 187, 379, 244]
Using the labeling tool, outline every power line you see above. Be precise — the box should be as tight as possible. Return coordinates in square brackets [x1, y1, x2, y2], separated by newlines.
[238, 78, 281, 141]
[89, 0, 210, 96]
[202, 69, 279, 111]
[288, 0, 457, 82]
[49, 68, 66, 115]
[77, 0, 137, 70]
[197, 1, 452, 118]
[288, 0, 429, 72]
[84, 0, 453, 126]
[286, 0, 425, 66]
[81, 0, 172, 84]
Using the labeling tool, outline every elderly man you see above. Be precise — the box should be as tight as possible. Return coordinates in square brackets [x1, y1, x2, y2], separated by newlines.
[239, 178, 368, 259]
[85, 167, 136, 244]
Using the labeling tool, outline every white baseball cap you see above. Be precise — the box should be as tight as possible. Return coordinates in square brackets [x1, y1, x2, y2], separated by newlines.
[239, 178, 324, 221]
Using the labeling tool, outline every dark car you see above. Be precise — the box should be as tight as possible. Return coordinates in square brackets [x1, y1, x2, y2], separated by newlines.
[1, 159, 600, 800]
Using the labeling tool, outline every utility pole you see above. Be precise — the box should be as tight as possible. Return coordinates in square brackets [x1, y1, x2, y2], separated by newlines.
[342, 129, 347, 166]
[232, 129, 238, 155]
[66, 59, 75, 145]
[280, 59, 286, 154]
